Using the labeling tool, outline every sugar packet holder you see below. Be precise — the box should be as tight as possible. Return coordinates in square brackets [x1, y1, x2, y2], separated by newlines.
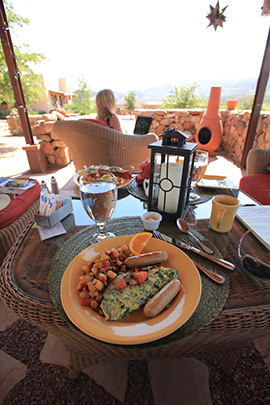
[39, 192, 56, 216]
[39, 192, 69, 215]
[35, 193, 73, 228]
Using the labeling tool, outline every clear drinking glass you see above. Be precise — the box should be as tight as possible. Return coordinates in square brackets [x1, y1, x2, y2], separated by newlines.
[79, 171, 117, 243]
[189, 150, 209, 202]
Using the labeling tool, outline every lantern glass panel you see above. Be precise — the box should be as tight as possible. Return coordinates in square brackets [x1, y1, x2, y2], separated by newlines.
[148, 139, 197, 220]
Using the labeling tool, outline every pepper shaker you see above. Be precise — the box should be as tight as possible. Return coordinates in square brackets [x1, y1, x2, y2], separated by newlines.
[51, 176, 59, 194]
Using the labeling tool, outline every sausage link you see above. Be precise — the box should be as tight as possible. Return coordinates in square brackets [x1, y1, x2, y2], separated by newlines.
[125, 251, 168, 268]
[143, 279, 181, 318]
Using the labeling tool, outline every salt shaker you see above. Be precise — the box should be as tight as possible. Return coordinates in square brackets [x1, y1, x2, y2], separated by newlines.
[51, 176, 59, 194]
[41, 180, 49, 193]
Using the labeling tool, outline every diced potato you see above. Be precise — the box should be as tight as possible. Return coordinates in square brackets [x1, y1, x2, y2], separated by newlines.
[92, 279, 104, 291]
[90, 300, 99, 309]
[79, 291, 89, 299]
[119, 244, 130, 258]
[87, 282, 97, 292]
[82, 273, 94, 283]
[100, 253, 110, 261]
[96, 273, 107, 283]
[77, 280, 85, 290]
[107, 270, 117, 280]
[82, 265, 89, 274]
[88, 291, 99, 298]
[110, 248, 119, 258]
[79, 243, 139, 312]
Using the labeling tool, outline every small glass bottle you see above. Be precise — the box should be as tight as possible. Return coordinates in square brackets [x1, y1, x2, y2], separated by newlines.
[41, 180, 49, 193]
[51, 176, 59, 194]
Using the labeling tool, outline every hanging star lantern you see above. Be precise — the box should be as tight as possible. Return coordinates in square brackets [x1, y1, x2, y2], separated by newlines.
[207, 1, 228, 31]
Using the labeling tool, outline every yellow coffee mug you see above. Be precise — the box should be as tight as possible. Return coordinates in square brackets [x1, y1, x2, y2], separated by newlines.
[209, 194, 240, 233]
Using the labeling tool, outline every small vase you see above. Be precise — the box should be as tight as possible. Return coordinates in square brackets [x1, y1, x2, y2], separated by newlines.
[226, 99, 238, 110]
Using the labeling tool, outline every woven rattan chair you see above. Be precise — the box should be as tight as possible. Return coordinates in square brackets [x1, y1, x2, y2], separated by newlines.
[239, 148, 270, 204]
[52, 120, 158, 173]
[245, 148, 270, 175]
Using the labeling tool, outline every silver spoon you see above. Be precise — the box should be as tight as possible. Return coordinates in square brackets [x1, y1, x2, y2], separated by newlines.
[176, 218, 213, 255]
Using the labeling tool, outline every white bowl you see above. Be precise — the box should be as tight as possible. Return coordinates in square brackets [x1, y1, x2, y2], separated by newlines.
[141, 211, 162, 231]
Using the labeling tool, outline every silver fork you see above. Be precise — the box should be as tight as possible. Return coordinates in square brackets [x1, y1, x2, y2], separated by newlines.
[153, 231, 226, 284]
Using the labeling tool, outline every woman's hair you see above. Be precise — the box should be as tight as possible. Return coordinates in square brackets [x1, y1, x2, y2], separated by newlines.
[96, 89, 117, 121]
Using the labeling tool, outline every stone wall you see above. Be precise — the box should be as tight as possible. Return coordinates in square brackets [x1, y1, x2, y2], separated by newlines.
[135, 109, 270, 166]
[6, 109, 270, 169]
[6, 112, 71, 166]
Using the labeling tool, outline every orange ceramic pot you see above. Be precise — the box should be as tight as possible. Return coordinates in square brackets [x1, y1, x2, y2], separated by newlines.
[195, 87, 223, 157]
[226, 99, 239, 110]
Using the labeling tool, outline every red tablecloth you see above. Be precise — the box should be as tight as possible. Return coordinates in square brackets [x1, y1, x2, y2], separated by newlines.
[0, 180, 40, 229]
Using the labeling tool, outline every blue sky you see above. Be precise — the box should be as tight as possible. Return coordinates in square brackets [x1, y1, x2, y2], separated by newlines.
[8, 0, 270, 93]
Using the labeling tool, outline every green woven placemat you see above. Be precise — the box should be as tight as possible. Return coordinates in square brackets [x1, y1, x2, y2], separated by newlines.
[49, 216, 229, 349]
[125, 179, 148, 202]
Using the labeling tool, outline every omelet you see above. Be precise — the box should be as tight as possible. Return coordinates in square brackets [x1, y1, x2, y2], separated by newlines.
[100, 267, 178, 321]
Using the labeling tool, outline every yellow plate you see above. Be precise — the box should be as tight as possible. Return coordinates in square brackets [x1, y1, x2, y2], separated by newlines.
[73, 168, 133, 190]
[61, 236, 202, 345]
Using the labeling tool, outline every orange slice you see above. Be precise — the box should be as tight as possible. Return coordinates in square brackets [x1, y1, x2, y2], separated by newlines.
[128, 232, 152, 255]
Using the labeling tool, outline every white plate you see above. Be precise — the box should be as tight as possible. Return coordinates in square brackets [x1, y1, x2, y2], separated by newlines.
[73, 168, 132, 190]
[0, 194, 11, 210]
[197, 175, 237, 189]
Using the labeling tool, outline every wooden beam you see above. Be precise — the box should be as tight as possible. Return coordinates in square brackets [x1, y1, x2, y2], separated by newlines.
[241, 26, 270, 167]
[0, 0, 34, 145]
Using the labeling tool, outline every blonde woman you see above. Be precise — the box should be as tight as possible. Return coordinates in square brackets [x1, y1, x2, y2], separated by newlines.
[96, 89, 123, 132]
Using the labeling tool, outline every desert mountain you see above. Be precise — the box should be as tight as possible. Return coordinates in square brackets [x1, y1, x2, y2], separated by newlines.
[113, 78, 270, 102]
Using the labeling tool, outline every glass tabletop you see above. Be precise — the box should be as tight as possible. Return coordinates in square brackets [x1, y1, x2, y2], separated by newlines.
[72, 188, 258, 226]
[5, 183, 269, 328]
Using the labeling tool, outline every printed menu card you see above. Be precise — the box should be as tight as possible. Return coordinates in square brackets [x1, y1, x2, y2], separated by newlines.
[236, 205, 270, 250]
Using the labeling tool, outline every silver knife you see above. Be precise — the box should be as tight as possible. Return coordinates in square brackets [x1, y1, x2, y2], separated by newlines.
[193, 260, 226, 284]
[160, 232, 235, 271]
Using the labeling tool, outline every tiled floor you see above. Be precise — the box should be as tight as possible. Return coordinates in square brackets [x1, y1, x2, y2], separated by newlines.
[1, 118, 270, 403]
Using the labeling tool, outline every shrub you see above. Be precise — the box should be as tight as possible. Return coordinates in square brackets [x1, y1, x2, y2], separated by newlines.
[68, 104, 93, 115]
[238, 95, 254, 110]
[0, 110, 11, 119]
[162, 83, 207, 109]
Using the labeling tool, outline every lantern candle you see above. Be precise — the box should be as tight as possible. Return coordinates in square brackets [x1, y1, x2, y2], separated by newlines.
[157, 162, 183, 214]
[147, 128, 197, 220]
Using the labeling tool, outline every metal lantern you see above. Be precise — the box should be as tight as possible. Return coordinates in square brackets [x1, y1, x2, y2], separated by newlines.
[147, 128, 198, 220]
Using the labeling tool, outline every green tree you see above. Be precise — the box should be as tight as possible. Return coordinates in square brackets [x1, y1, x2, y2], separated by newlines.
[124, 91, 136, 114]
[162, 83, 207, 109]
[69, 78, 94, 115]
[238, 95, 254, 110]
[0, 1, 46, 108]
